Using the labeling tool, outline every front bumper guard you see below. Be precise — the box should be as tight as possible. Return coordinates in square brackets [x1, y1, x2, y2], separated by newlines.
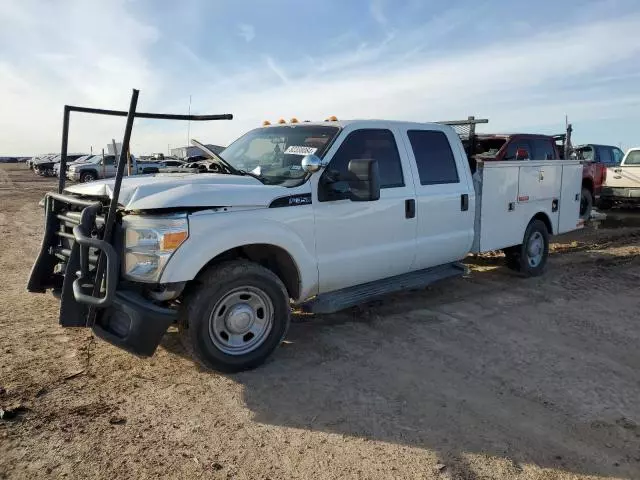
[28, 192, 176, 357]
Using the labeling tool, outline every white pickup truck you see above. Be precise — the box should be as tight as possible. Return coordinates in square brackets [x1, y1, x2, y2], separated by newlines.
[67, 154, 159, 182]
[27, 119, 583, 372]
[600, 148, 640, 208]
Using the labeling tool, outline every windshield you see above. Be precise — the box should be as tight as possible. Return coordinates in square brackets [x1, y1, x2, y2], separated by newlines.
[220, 125, 340, 186]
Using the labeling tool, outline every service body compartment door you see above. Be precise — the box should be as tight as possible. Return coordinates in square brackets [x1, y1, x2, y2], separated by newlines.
[558, 163, 583, 233]
[518, 165, 561, 203]
[472, 163, 522, 253]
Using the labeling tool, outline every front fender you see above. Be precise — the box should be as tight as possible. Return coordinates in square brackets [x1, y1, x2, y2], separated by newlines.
[159, 210, 318, 300]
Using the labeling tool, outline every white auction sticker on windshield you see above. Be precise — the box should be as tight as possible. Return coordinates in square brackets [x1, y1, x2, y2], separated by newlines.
[284, 146, 318, 156]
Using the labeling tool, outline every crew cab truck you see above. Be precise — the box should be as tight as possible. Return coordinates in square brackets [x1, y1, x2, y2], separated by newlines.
[67, 154, 157, 182]
[599, 148, 640, 208]
[27, 120, 583, 372]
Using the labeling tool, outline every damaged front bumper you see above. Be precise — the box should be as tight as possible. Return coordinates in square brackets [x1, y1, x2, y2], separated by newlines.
[27, 192, 176, 357]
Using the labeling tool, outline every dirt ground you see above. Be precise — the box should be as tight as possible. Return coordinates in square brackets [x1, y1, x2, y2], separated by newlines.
[1, 163, 639, 480]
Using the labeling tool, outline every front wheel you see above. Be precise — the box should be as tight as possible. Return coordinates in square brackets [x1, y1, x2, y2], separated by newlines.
[80, 171, 97, 183]
[504, 219, 549, 277]
[179, 260, 291, 373]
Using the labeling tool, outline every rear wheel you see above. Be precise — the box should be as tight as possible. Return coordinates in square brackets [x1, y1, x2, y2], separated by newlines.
[179, 260, 291, 373]
[504, 219, 549, 277]
[80, 171, 96, 183]
[580, 187, 593, 220]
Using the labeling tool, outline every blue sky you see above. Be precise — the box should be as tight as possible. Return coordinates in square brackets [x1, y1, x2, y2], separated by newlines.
[1, 0, 639, 155]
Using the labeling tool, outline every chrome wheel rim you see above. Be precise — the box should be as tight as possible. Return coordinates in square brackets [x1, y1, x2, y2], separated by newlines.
[527, 231, 544, 267]
[208, 286, 274, 355]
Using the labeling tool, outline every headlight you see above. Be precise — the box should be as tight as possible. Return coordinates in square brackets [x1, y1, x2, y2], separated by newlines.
[122, 214, 188, 282]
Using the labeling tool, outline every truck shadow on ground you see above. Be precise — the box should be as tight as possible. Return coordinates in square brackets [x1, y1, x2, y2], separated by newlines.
[162, 261, 640, 479]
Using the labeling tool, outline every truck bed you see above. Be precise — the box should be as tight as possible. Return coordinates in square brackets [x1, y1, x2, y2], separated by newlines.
[471, 160, 583, 253]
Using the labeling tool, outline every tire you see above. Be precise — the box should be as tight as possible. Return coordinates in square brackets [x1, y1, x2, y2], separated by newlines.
[580, 187, 593, 220]
[179, 260, 291, 373]
[504, 219, 549, 277]
[80, 171, 97, 183]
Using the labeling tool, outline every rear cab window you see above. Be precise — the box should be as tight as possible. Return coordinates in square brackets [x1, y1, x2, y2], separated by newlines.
[503, 138, 533, 160]
[530, 138, 557, 160]
[624, 150, 640, 166]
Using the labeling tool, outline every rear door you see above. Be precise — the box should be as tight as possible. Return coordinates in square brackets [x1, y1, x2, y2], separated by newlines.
[100, 155, 117, 178]
[400, 125, 474, 269]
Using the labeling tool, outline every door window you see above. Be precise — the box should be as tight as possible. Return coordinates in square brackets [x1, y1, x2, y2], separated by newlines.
[612, 148, 624, 165]
[319, 129, 404, 201]
[407, 130, 459, 185]
[596, 146, 614, 165]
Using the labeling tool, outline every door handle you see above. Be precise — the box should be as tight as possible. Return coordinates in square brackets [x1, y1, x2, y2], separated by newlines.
[405, 199, 416, 219]
[461, 193, 469, 211]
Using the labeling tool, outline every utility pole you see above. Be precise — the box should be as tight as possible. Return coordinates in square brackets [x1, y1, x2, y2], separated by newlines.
[186, 95, 192, 147]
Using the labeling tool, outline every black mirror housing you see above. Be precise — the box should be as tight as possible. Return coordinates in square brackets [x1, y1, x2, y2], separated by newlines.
[347, 159, 380, 202]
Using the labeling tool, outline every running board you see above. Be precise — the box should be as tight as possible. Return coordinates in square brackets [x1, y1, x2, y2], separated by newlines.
[302, 262, 467, 314]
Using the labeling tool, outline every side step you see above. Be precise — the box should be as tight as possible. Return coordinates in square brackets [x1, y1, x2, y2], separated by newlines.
[301, 262, 467, 314]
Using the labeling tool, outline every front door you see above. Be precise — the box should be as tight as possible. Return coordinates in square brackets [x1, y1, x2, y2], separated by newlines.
[312, 126, 417, 294]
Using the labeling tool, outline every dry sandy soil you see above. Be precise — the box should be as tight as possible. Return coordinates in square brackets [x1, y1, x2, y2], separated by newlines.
[0, 163, 639, 480]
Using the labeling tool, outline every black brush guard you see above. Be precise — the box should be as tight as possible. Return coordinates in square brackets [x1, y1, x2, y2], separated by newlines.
[26, 89, 233, 356]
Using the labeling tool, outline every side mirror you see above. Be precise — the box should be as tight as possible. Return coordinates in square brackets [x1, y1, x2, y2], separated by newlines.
[301, 154, 322, 173]
[516, 148, 529, 161]
[347, 159, 380, 202]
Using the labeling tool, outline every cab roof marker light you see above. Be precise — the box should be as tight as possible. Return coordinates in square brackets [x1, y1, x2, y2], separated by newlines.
[263, 120, 271, 126]
[290, 117, 299, 124]
[278, 118, 287, 124]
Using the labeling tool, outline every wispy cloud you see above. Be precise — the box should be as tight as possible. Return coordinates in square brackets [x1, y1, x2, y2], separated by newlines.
[370, 0, 387, 25]
[264, 56, 289, 84]
[238, 23, 255, 42]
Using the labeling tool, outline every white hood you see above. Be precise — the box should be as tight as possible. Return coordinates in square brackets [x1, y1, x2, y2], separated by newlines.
[64, 173, 288, 211]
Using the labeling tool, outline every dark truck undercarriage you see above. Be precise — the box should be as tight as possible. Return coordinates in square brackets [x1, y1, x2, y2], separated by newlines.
[26, 89, 232, 356]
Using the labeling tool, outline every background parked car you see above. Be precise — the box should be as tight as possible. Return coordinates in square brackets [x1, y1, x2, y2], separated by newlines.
[34, 154, 85, 176]
[599, 147, 640, 208]
[53, 154, 96, 177]
[572, 144, 625, 215]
